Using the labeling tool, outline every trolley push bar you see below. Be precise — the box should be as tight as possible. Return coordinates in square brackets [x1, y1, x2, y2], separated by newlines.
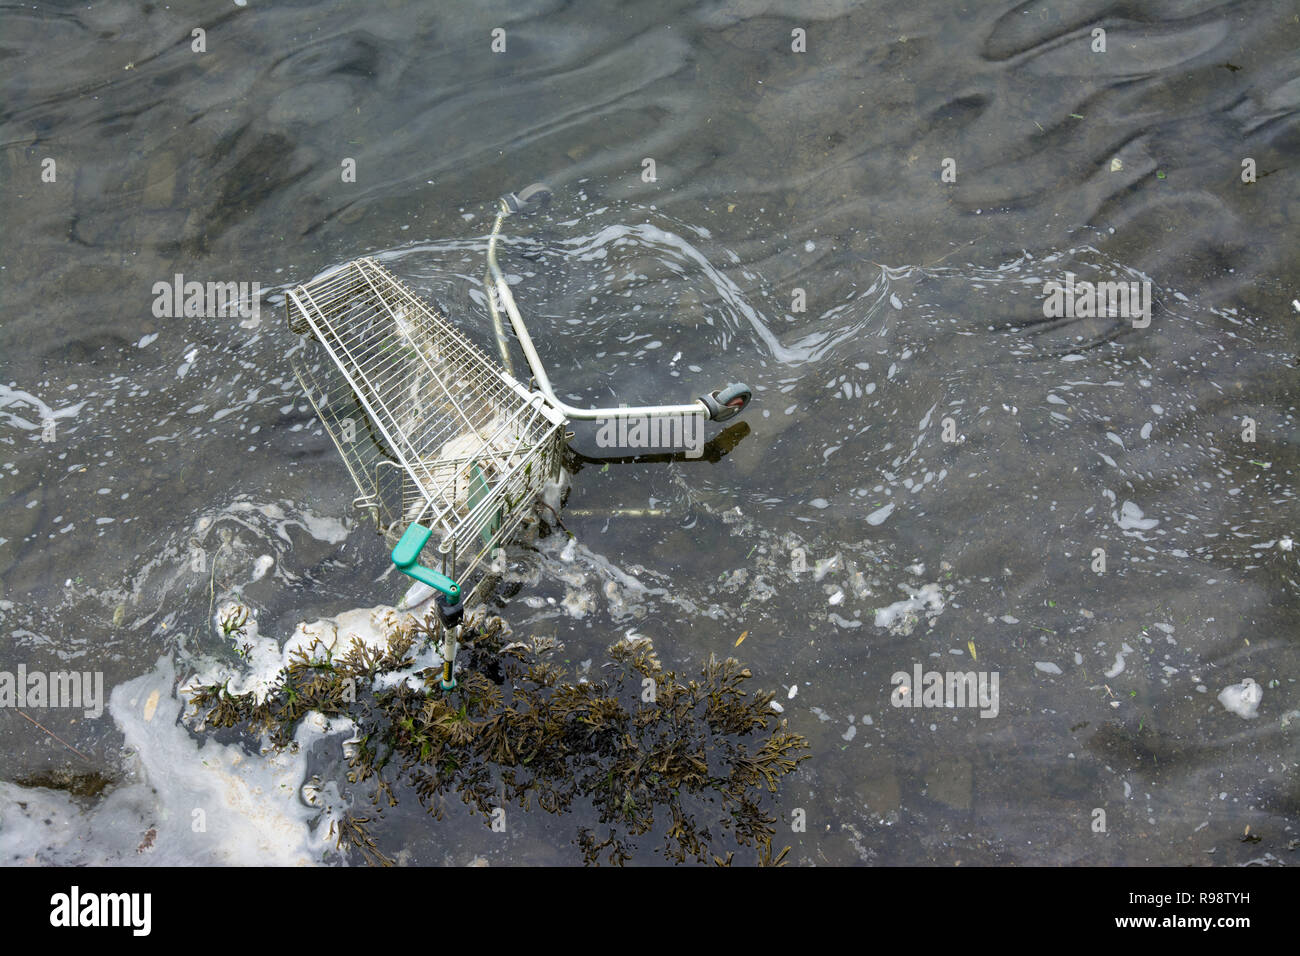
[487, 183, 754, 425]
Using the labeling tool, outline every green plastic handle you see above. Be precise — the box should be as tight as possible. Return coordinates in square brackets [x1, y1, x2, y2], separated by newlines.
[391, 524, 461, 601]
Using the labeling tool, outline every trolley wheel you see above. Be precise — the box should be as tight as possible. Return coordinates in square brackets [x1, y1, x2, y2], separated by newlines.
[700, 383, 753, 422]
[503, 183, 552, 216]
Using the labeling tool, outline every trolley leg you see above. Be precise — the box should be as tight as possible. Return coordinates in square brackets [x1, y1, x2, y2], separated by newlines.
[441, 624, 460, 691]
[434, 590, 465, 692]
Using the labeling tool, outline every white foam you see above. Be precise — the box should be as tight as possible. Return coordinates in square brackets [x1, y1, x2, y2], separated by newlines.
[873, 583, 944, 631]
[1218, 678, 1262, 719]
[1104, 643, 1134, 679]
[0, 655, 343, 865]
[1116, 500, 1159, 531]
[866, 502, 895, 526]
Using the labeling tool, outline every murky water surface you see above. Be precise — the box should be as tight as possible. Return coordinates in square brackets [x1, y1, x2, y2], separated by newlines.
[1, 1, 1297, 865]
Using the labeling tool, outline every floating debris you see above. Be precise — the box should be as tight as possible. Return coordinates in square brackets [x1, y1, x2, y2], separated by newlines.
[1217, 678, 1262, 719]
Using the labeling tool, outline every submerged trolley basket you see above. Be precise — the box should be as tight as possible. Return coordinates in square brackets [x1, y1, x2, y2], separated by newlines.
[285, 184, 752, 689]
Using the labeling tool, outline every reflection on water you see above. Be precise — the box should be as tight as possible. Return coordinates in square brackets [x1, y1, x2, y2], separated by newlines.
[1, 0, 1296, 865]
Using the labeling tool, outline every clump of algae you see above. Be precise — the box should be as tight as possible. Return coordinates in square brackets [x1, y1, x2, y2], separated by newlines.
[187, 607, 809, 866]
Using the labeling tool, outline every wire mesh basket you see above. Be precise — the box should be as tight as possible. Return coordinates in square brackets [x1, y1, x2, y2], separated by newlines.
[286, 257, 567, 596]
[284, 185, 753, 689]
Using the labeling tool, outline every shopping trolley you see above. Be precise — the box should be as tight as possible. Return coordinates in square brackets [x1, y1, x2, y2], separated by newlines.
[284, 184, 752, 689]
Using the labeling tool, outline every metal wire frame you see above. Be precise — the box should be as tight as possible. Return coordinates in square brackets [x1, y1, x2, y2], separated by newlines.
[289, 347, 401, 530]
[285, 258, 565, 589]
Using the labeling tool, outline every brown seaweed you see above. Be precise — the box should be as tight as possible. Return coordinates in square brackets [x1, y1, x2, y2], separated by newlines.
[187, 609, 809, 866]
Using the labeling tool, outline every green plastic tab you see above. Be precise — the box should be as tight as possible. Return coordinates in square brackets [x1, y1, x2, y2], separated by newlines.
[391, 523, 460, 600]
[467, 463, 502, 548]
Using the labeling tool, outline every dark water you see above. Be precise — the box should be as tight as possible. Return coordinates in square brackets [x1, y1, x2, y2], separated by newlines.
[1, 0, 1297, 865]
